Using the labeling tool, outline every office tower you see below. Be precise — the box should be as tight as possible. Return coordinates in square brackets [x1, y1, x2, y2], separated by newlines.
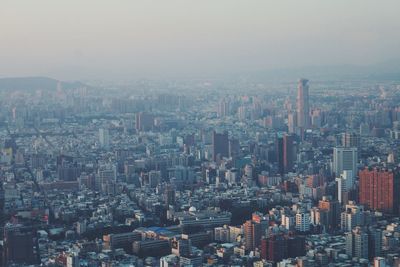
[297, 79, 310, 129]
[135, 112, 154, 132]
[243, 220, 262, 251]
[345, 226, 369, 259]
[318, 196, 341, 231]
[288, 112, 297, 133]
[3, 224, 39, 265]
[341, 132, 360, 148]
[332, 147, 358, 178]
[99, 128, 110, 149]
[359, 167, 400, 214]
[336, 170, 354, 204]
[212, 131, 229, 161]
[283, 134, 295, 173]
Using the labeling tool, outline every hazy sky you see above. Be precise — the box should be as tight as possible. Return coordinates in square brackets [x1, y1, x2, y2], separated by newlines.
[1, 0, 400, 80]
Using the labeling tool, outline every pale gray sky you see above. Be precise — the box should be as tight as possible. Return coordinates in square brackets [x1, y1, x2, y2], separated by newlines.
[1, 0, 399, 80]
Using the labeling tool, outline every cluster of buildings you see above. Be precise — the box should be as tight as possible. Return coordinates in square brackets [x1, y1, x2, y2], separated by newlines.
[1, 78, 400, 266]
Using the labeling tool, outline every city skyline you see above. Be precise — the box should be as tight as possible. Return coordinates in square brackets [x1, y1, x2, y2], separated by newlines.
[2, 2, 400, 267]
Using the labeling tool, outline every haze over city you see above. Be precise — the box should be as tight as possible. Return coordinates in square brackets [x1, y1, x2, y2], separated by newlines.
[1, 0, 400, 80]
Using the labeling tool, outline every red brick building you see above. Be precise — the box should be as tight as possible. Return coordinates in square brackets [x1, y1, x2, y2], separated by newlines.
[359, 167, 400, 214]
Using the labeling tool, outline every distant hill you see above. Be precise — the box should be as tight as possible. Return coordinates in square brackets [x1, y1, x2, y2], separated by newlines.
[0, 77, 86, 91]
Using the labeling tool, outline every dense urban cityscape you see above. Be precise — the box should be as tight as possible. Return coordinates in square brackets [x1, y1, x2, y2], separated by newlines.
[0, 76, 400, 267]
[2, 1, 400, 267]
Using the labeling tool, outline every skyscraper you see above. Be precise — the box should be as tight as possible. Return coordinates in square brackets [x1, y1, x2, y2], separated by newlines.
[297, 79, 310, 129]
[333, 147, 358, 178]
[283, 134, 295, 173]
[212, 131, 229, 161]
[359, 167, 400, 214]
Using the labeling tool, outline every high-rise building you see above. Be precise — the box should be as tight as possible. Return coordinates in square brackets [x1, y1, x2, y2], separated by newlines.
[3, 224, 39, 266]
[135, 112, 154, 132]
[288, 112, 297, 133]
[341, 201, 366, 232]
[238, 106, 247, 121]
[228, 138, 240, 158]
[336, 170, 354, 204]
[262, 234, 287, 262]
[359, 167, 400, 214]
[341, 132, 360, 148]
[218, 99, 230, 118]
[297, 79, 310, 129]
[283, 134, 295, 173]
[261, 234, 305, 263]
[318, 196, 341, 231]
[99, 128, 110, 149]
[243, 220, 262, 251]
[295, 210, 310, 232]
[332, 147, 358, 178]
[164, 185, 176, 207]
[367, 227, 382, 260]
[276, 133, 295, 175]
[345, 226, 369, 259]
[212, 131, 229, 161]
[252, 212, 269, 236]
